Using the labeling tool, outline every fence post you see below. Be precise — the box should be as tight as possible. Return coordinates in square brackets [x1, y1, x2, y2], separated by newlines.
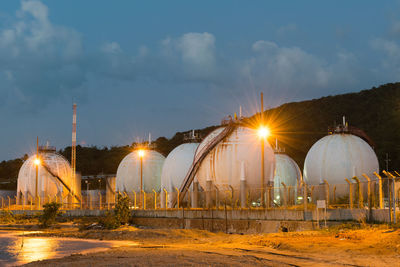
[229, 185, 234, 209]
[174, 187, 179, 209]
[132, 191, 136, 209]
[345, 178, 353, 209]
[323, 179, 330, 206]
[192, 181, 199, 208]
[206, 179, 212, 209]
[1, 197, 4, 210]
[23, 194, 26, 210]
[268, 184, 273, 208]
[142, 191, 146, 210]
[163, 188, 168, 209]
[310, 186, 315, 203]
[303, 182, 307, 211]
[99, 192, 102, 210]
[214, 185, 219, 210]
[352, 176, 363, 208]
[374, 172, 383, 209]
[384, 171, 396, 223]
[333, 186, 337, 204]
[152, 189, 157, 210]
[240, 179, 246, 209]
[7, 196, 10, 210]
[362, 174, 372, 207]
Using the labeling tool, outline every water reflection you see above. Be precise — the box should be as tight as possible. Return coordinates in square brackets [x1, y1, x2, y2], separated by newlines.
[0, 231, 137, 266]
[19, 237, 57, 263]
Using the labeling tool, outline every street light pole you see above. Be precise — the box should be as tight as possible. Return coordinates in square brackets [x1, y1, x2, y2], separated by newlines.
[35, 137, 39, 208]
[138, 149, 145, 209]
[260, 92, 265, 208]
[140, 156, 143, 208]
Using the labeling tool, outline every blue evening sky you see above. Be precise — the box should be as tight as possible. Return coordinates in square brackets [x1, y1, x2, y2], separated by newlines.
[0, 0, 399, 160]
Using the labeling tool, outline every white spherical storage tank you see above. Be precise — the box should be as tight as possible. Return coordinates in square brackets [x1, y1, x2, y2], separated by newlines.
[303, 134, 379, 189]
[273, 153, 302, 204]
[161, 143, 199, 192]
[161, 143, 199, 207]
[116, 150, 165, 193]
[195, 126, 275, 195]
[17, 152, 79, 202]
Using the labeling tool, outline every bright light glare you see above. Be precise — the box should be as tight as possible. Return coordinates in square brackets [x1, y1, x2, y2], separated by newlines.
[138, 149, 145, 158]
[33, 158, 41, 166]
[257, 126, 270, 139]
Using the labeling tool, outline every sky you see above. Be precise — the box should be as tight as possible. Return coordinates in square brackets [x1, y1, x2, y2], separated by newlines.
[0, 0, 400, 161]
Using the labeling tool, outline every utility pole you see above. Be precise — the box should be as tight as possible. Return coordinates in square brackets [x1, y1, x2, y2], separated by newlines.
[72, 103, 77, 185]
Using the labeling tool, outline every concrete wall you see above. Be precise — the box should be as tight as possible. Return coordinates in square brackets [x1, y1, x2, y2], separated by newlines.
[9, 208, 392, 233]
[10, 208, 391, 223]
[131, 208, 391, 223]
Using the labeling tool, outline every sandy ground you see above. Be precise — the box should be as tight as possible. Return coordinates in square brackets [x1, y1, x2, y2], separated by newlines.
[21, 224, 400, 267]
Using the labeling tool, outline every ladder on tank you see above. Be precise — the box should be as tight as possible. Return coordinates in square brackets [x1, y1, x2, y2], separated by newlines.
[171, 122, 238, 208]
[41, 162, 81, 202]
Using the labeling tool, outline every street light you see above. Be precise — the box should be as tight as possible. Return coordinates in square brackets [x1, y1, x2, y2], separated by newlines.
[34, 158, 41, 166]
[34, 156, 41, 208]
[138, 149, 145, 209]
[258, 125, 270, 207]
[257, 126, 270, 139]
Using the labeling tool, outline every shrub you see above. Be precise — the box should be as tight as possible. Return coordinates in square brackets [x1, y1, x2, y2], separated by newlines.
[114, 194, 130, 225]
[99, 211, 120, 230]
[40, 202, 61, 228]
[0, 210, 15, 223]
[98, 194, 130, 229]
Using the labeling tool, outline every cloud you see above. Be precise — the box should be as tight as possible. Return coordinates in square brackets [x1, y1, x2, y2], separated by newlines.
[94, 32, 220, 84]
[242, 41, 360, 100]
[0, 0, 85, 111]
[370, 38, 400, 77]
[276, 23, 297, 36]
[101, 42, 122, 54]
[390, 21, 400, 38]
[0, 1, 376, 113]
[161, 32, 218, 80]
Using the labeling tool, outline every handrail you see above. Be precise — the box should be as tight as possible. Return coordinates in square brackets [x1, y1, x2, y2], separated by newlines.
[171, 123, 238, 207]
[41, 162, 81, 202]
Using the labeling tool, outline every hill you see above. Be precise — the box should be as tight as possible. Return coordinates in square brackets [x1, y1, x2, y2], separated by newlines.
[260, 82, 400, 171]
[0, 82, 399, 189]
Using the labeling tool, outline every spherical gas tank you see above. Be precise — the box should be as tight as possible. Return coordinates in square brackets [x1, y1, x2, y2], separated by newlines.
[195, 126, 275, 193]
[161, 143, 199, 192]
[17, 152, 76, 199]
[304, 134, 379, 186]
[273, 153, 302, 204]
[116, 150, 165, 193]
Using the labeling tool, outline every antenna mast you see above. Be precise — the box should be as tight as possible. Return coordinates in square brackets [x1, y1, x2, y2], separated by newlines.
[72, 103, 77, 181]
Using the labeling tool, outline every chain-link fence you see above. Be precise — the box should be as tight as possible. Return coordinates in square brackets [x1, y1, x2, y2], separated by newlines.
[5, 172, 400, 214]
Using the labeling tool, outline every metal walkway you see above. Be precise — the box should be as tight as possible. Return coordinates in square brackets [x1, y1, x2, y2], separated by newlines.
[171, 122, 238, 207]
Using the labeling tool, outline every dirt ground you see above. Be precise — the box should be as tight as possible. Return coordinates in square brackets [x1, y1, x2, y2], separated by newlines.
[19, 223, 400, 267]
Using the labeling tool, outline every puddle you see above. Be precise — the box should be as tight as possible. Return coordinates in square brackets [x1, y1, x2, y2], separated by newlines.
[0, 230, 137, 266]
